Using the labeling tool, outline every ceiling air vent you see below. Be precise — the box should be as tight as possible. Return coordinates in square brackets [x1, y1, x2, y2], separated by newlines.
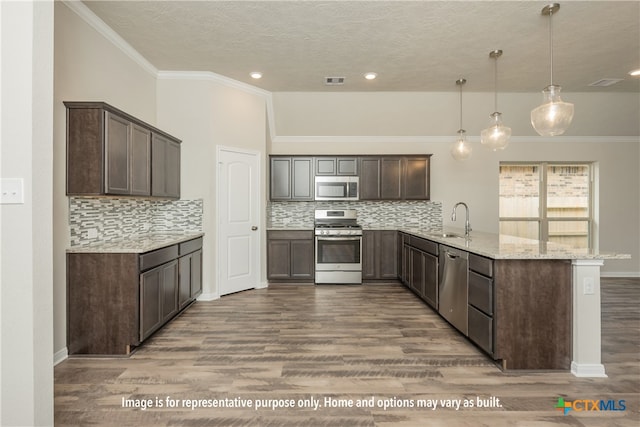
[588, 78, 623, 87]
[325, 77, 345, 86]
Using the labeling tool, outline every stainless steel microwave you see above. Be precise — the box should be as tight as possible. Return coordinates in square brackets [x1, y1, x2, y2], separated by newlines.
[314, 176, 359, 201]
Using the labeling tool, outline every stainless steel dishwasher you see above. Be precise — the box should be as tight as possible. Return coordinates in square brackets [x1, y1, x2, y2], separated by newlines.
[438, 245, 469, 335]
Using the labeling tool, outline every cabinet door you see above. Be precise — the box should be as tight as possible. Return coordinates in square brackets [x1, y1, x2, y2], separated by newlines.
[267, 239, 292, 279]
[291, 157, 313, 200]
[270, 157, 292, 200]
[404, 157, 430, 200]
[381, 158, 403, 199]
[178, 255, 192, 310]
[336, 158, 358, 175]
[165, 139, 181, 198]
[290, 240, 314, 279]
[423, 252, 438, 309]
[378, 231, 399, 279]
[191, 249, 203, 298]
[362, 231, 377, 279]
[152, 134, 181, 198]
[140, 267, 162, 341]
[105, 112, 131, 195]
[410, 248, 425, 296]
[359, 158, 381, 200]
[161, 260, 179, 322]
[315, 157, 336, 175]
[130, 123, 151, 196]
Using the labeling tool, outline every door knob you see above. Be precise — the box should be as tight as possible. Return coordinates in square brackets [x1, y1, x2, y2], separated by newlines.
[251, 226, 258, 231]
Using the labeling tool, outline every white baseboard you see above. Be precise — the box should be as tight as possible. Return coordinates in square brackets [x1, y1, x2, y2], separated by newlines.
[54, 347, 68, 366]
[256, 281, 269, 289]
[571, 361, 607, 378]
[601, 272, 640, 278]
[197, 292, 219, 301]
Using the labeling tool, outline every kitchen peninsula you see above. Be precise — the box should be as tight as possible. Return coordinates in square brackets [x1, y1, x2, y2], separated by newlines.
[399, 227, 629, 377]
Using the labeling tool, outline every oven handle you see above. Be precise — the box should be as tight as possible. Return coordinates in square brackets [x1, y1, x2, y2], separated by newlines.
[316, 236, 362, 241]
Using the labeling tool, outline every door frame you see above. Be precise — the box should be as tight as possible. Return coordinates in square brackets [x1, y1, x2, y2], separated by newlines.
[215, 145, 263, 297]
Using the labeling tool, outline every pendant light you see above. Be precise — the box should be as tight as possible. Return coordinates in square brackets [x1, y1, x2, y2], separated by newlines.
[481, 50, 511, 151]
[451, 78, 472, 161]
[531, 3, 574, 136]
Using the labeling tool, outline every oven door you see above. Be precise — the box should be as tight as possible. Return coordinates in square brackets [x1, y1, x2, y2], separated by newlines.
[315, 236, 362, 271]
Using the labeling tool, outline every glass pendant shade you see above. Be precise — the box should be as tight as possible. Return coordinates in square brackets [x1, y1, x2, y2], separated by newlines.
[480, 112, 511, 151]
[531, 84, 574, 136]
[451, 130, 472, 161]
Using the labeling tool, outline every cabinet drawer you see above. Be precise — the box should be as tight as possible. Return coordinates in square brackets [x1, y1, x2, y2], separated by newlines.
[468, 271, 493, 315]
[411, 237, 438, 256]
[268, 230, 313, 240]
[468, 305, 493, 355]
[140, 245, 179, 271]
[469, 253, 493, 277]
[179, 237, 203, 255]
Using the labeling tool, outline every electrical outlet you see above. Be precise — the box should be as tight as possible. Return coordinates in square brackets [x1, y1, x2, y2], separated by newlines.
[87, 228, 98, 239]
[583, 277, 595, 295]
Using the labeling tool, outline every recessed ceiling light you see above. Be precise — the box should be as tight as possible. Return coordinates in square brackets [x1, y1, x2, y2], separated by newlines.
[364, 72, 377, 80]
[250, 72, 262, 79]
[629, 69, 640, 77]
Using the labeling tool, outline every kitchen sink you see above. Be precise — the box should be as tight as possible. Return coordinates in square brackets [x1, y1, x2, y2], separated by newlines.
[430, 232, 464, 239]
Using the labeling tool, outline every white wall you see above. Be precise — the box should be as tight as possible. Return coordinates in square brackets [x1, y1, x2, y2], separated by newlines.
[157, 75, 268, 296]
[270, 92, 640, 276]
[52, 1, 158, 360]
[0, 1, 54, 425]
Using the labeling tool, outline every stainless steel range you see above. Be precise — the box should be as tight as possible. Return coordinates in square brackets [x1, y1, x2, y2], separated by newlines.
[314, 209, 362, 284]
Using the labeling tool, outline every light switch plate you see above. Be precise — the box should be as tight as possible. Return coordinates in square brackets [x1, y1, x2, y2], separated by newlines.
[0, 178, 24, 204]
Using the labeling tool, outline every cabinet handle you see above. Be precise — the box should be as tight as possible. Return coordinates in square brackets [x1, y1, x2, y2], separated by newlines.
[251, 226, 258, 231]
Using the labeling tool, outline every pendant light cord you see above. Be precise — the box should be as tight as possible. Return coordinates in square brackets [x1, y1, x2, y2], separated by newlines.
[549, 9, 554, 86]
[494, 55, 499, 112]
[459, 83, 463, 130]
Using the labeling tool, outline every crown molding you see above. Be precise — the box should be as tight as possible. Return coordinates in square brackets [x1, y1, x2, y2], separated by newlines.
[271, 135, 640, 144]
[62, 0, 157, 76]
[156, 71, 271, 98]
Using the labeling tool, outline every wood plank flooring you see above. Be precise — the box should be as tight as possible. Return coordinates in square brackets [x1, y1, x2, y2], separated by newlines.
[55, 278, 640, 426]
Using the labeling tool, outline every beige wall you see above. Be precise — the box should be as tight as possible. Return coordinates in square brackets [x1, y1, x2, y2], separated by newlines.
[272, 91, 640, 137]
[53, 1, 158, 359]
[1, 1, 54, 425]
[157, 76, 268, 297]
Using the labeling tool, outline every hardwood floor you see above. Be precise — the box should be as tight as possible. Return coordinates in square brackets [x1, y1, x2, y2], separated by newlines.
[55, 278, 639, 426]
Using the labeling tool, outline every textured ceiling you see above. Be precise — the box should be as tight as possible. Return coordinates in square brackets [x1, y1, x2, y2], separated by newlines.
[83, 1, 640, 93]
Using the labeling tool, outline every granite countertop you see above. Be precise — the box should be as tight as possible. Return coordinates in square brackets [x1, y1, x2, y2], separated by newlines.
[400, 227, 631, 260]
[67, 232, 204, 254]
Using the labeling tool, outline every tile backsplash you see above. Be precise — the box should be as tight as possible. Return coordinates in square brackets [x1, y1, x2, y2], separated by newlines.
[69, 197, 203, 246]
[268, 200, 443, 230]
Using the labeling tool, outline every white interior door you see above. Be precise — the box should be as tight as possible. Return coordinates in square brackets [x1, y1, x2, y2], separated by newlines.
[217, 146, 260, 295]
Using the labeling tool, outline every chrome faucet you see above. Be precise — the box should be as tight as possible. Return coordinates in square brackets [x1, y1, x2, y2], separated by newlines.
[451, 202, 472, 237]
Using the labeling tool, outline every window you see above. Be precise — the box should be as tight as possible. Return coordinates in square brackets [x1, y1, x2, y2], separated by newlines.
[499, 162, 593, 248]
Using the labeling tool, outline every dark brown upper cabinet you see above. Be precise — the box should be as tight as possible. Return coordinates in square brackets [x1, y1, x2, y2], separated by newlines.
[269, 156, 314, 201]
[314, 157, 358, 176]
[65, 102, 181, 199]
[359, 155, 431, 201]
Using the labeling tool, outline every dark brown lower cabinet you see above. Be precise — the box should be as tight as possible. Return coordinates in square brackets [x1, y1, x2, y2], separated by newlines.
[400, 234, 438, 309]
[267, 230, 314, 282]
[179, 248, 203, 310]
[363, 230, 398, 281]
[67, 236, 203, 355]
[399, 232, 571, 370]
